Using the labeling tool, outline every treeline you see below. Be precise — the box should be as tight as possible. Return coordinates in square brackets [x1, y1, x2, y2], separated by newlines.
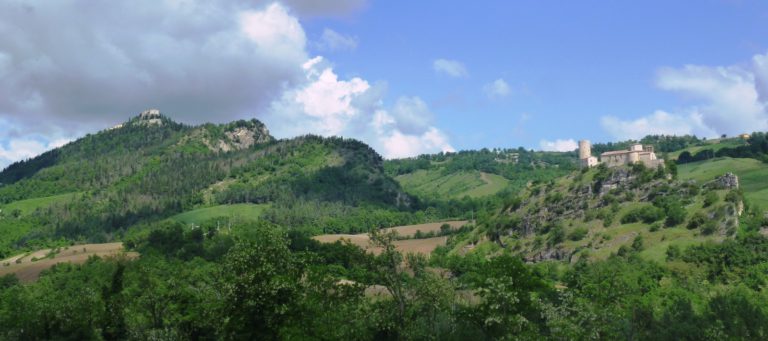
[678, 132, 768, 164]
[4, 219, 768, 339]
[591, 134, 701, 155]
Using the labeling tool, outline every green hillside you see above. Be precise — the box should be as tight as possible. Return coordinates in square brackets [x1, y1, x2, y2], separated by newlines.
[395, 170, 509, 199]
[386, 149, 576, 199]
[679, 157, 768, 209]
[0, 192, 78, 217]
[448, 162, 747, 264]
[668, 137, 746, 159]
[0, 113, 420, 257]
[170, 203, 270, 225]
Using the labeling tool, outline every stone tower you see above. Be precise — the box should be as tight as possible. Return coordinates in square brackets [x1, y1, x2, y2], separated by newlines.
[578, 140, 591, 159]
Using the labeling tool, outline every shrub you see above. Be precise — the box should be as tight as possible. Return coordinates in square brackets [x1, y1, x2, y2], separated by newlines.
[702, 221, 718, 235]
[725, 190, 742, 204]
[548, 224, 565, 246]
[687, 212, 708, 230]
[568, 227, 589, 241]
[664, 202, 687, 227]
[666, 244, 682, 260]
[703, 191, 719, 207]
[621, 205, 665, 224]
[632, 235, 644, 251]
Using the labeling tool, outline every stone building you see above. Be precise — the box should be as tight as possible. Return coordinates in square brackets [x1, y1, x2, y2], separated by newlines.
[579, 140, 664, 169]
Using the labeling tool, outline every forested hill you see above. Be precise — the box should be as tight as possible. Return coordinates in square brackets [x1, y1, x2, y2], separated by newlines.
[0, 111, 414, 256]
[384, 148, 577, 199]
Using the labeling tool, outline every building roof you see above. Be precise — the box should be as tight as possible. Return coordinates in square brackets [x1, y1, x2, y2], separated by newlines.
[600, 150, 653, 156]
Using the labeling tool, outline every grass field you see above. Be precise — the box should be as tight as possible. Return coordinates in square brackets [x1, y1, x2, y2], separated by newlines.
[314, 220, 468, 255]
[170, 203, 270, 225]
[678, 157, 768, 209]
[395, 169, 509, 199]
[668, 138, 746, 159]
[1, 192, 79, 217]
[0, 243, 138, 282]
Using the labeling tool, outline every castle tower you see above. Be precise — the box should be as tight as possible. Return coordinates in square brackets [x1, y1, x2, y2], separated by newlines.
[578, 140, 591, 159]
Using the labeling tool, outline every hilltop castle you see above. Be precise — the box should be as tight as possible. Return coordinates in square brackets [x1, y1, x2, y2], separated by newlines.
[579, 140, 664, 169]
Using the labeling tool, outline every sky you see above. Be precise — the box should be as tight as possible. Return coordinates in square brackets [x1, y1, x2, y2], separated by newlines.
[1, 0, 768, 170]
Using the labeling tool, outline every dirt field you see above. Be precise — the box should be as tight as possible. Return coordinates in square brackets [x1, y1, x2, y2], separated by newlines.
[313, 220, 467, 256]
[381, 220, 468, 237]
[0, 243, 138, 283]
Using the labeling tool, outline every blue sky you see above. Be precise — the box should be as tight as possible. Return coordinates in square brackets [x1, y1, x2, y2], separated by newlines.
[303, 0, 768, 150]
[1, 0, 768, 169]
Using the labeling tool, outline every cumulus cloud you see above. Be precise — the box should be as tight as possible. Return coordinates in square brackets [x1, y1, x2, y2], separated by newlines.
[0, 0, 451, 167]
[484, 78, 511, 98]
[316, 28, 358, 51]
[540, 139, 578, 152]
[264, 57, 454, 158]
[601, 51, 768, 140]
[0, 1, 309, 135]
[0, 137, 72, 170]
[433, 59, 468, 78]
[601, 110, 715, 140]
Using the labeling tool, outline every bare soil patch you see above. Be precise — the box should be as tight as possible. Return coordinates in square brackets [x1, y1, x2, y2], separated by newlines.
[313, 221, 466, 256]
[0, 243, 138, 283]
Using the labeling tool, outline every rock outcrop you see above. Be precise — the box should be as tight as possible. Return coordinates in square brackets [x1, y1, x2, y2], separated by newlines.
[709, 172, 739, 190]
[133, 109, 164, 126]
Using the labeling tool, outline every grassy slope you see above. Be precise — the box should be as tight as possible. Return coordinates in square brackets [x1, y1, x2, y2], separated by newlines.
[1, 193, 78, 216]
[452, 167, 733, 264]
[0, 193, 80, 257]
[678, 157, 768, 210]
[395, 170, 509, 199]
[170, 203, 270, 225]
[668, 138, 746, 159]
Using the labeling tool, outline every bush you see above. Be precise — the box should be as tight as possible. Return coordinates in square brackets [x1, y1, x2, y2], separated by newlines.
[665, 203, 687, 227]
[568, 227, 589, 241]
[621, 205, 665, 224]
[703, 191, 719, 207]
[666, 244, 682, 260]
[632, 235, 644, 251]
[688, 212, 708, 230]
[702, 221, 718, 235]
[548, 224, 565, 246]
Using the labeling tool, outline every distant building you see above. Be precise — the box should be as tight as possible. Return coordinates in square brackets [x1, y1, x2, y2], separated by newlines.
[579, 140, 664, 169]
[739, 133, 751, 140]
[578, 140, 599, 168]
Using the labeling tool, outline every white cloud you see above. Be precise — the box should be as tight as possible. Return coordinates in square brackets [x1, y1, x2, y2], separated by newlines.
[239, 4, 306, 56]
[433, 59, 468, 78]
[540, 139, 578, 152]
[601, 51, 768, 140]
[264, 58, 454, 158]
[0, 1, 310, 135]
[484, 78, 511, 98]
[0, 0, 450, 164]
[0, 137, 71, 171]
[601, 110, 716, 140]
[316, 28, 358, 51]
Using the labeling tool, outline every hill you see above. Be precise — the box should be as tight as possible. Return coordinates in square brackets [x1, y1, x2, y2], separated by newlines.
[446, 161, 751, 264]
[385, 148, 576, 199]
[0, 111, 421, 258]
[679, 157, 768, 210]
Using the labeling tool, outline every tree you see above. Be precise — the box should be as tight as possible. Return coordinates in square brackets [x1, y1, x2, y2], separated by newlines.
[219, 223, 303, 340]
[473, 254, 547, 339]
